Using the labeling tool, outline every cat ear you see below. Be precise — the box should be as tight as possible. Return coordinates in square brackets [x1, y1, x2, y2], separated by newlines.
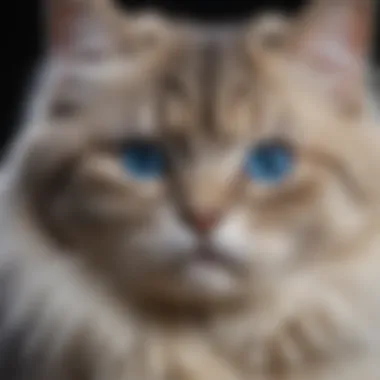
[46, 0, 175, 65]
[289, 0, 374, 114]
[46, 0, 121, 57]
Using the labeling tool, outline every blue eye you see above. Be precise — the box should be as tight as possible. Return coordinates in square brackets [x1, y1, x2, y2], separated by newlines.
[122, 141, 166, 180]
[245, 140, 294, 184]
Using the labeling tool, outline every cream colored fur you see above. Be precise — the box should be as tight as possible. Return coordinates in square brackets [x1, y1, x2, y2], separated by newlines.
[1, 0, 380, 379]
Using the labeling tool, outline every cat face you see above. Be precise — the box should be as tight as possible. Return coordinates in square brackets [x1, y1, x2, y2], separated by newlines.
[16, 0, 379, 309]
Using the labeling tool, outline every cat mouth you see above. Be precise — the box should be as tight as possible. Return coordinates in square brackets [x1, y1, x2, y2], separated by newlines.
[158, 244, 247, 276]
[186, 246, 247, 274]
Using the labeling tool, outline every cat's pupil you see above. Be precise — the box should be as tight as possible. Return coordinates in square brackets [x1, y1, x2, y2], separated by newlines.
[260, 150, 282, 172]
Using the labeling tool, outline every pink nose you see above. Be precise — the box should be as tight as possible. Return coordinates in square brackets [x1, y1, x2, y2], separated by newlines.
[187, 211, 220, 234]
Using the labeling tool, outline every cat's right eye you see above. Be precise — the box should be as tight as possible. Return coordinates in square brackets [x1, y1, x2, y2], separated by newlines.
[122, 141, 167, 181]
[245, 140, 294, 185]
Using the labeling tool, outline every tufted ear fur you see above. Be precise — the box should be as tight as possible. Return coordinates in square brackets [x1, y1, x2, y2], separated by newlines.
[288, 0, 374, 116]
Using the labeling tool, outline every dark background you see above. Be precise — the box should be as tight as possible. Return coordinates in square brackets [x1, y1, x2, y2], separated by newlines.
[1, 0, 379, 156]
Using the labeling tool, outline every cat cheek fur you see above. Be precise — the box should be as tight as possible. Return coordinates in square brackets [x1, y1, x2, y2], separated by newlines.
[210, 210, 295, 276]
[120, 205, 198, 276]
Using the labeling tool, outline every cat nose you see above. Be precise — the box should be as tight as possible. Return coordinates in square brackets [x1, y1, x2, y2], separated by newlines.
[186, 210, 220, 234]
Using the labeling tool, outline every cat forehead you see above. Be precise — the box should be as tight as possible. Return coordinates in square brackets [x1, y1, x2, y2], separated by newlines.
[155, 26, 267, 142]
[167, 27, 250, 89]
[49, 21, 284, 143]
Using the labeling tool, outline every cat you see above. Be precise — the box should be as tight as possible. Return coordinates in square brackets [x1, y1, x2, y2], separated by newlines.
[1, 0, 380, 379]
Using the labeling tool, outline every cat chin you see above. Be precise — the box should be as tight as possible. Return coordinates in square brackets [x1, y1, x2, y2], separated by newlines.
[127, 257, 249, 308]
[179, 260, 245, 299]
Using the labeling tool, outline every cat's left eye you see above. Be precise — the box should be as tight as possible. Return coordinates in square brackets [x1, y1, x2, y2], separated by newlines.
[122, 141, 166, 180]
[245, 140, 294, 185]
